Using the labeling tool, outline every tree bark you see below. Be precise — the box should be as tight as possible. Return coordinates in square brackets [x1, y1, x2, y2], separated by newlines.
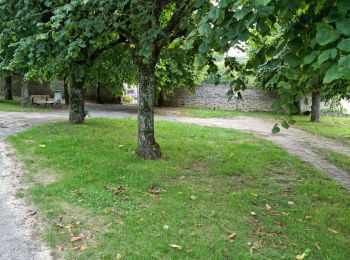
[21, 80, 30, 106]
[4, 76, 13, 100]
[311, 90, 321, 123]
[136, 63, 162, 159]
[64, 82, 69, 105]
[96, 83, 103, 104]
[69, 79, 85, 124]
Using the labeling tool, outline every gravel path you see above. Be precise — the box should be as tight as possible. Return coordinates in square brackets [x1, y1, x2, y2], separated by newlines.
[0, 108, 349, 259]
[0, 115, 56, 260]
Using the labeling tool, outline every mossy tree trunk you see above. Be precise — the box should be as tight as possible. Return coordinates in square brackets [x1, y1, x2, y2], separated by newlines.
[69, 78, 85, 124]
[136, 62, 162, 159]
[21, 80, 30, 106]
[4, 76, 13, 100]
[64, 82, 70, 105]
[311, 90, 320, 123]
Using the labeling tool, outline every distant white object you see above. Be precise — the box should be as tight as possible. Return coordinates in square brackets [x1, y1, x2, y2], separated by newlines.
[341, 100, 350, 114]
[54, 90, 62, 104]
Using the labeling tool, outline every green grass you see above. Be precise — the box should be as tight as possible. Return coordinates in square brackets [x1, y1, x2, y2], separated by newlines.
[322, 151, 350, 173]
[7, 118, 350, 259]
[0, 98, 41, 112]
[294, 116, 350, 146]
[176, 108, 350, 146]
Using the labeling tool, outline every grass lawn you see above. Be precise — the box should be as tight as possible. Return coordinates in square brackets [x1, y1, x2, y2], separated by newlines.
[177, 108, 350, 146]
[0, 98, 41, 112]
[7, 118, 350, 259]
[321, 151, 350, 173]
[294, 116, 350, 146]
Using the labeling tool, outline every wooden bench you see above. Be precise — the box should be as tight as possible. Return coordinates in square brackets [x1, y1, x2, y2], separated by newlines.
[31, 95, 55, 106]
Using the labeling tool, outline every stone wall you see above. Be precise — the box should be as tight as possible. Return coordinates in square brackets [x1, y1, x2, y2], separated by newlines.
[165, 84, 280, 112]
[0, 77, 121, 103]
[0, 76, 53, 97]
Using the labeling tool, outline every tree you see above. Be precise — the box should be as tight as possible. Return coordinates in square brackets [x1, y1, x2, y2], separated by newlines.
[4, 76, 13, 100]
[3, 0, 284, 159]
[7, 1, 134, 124]
[228, 0, 350, 124]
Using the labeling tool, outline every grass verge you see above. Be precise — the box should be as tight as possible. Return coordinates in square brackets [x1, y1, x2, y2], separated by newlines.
[7, 118, 350, 259]
[0, 98, 41, 112]
[321, 151, 350, 173]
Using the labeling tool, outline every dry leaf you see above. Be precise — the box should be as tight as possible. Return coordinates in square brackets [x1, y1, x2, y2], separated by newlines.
[250, 211, 257, 216]
[70, 236, 83, 242]
[190, 195, 197, 200]
[288, 201, 295, 205]
[169, 244, 182, 250]
[315, 242, 321, 250]
[27, 210, 37, 216]
[118, 145, 124, 148]
[79, 244, 87, 251]
[163, 225, 169, 230]
[151, 194, 161, 200]
[39, 144, 46, 148]
[295, 253, 305, 260]
[116, 253, 122, 259]
[56, 223, 64, 229]
[149, 186, 162, 195]
[265, 204, 272, 210]
[328, 228, 338, 234]
[228, 232, 237, 243]
[57, 245, 64, 252]
[113, 186, 125, 195]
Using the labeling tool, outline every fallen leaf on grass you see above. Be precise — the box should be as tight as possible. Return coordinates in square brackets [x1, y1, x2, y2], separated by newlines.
[116, 253, 122, 259]
[113, 186, 125, 195]
[190, 195, 197, 200]
[56, 223, 64, 229]
[328, 228, 338, 234]
[70, 236, 83, 242]
[118, 145, 124, 148]
[57, 245, 64, 252]
[39, 144, 46, 148]
[295, 253, 305, 260]
[315, 242, 321, 250]
[151, 194, 161, 201]
[169, 244, 182, 250]
[288, 201, 295, 205]
[250, 211, 257, 216]
[275, 221, 284, 227]
[79, 244, 87, 251]
[228, 232, 237, 243]
[265, 204, 272, 210]
[116, 220, 124, 225]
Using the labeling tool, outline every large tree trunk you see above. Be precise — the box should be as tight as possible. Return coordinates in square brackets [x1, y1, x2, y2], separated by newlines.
[96, 83, 103, 104]
[136, 63, 162, 159]
[69, 79, 85, 124]
[64, 82, 69, 105]
[4, 76, 13, 100]
[21, 80, 30, 106]
[311, 90, 320, 123]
